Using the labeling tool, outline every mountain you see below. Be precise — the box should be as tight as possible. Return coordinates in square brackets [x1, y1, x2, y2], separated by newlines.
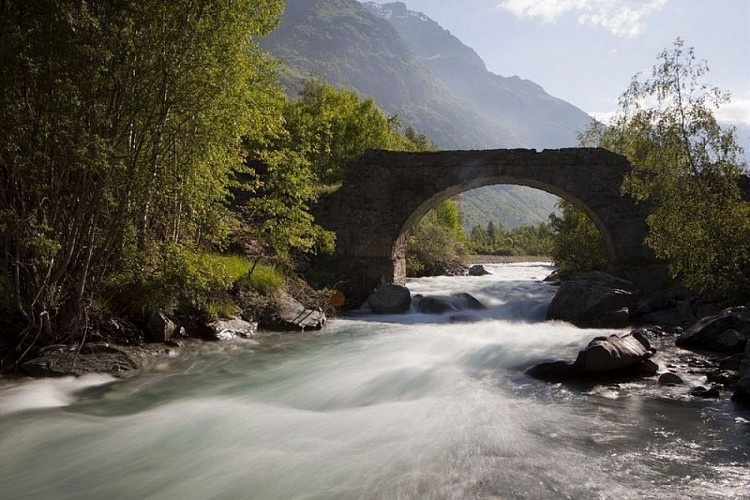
[261, 0, 498, 149]
[261, 0, 594, 229]
[363, 2, 592, 149]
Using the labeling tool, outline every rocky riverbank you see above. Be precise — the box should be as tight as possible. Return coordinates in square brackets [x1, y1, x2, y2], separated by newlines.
[2, 288, 330, 380]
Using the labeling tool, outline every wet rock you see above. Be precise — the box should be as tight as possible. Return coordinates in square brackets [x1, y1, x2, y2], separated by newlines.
[469, 265, 492, 276]
[526, 333, 656, 382]
[639, 300, 694, 328]
[146, 311, 176, 343]
[22, 343, 140, 378]
[573, 333, 653, 372]
[207, 317, 258, 340]
[658, 372, 684, 386]
[414, 292, 485, 315]
[367, 284, 411, 314]
[706, 370, 738, 388]
[265, 292, 326, 331]
[546, 271, 637, 328]
[630, 329, 652, 351]
[525, 361, 577, 381]
[641, 359, 660, 375]
[690, 385, 721, 398]
[719, 353, 742, 371]
[543, 270, 561, 284]
[677, 306, 750, 353]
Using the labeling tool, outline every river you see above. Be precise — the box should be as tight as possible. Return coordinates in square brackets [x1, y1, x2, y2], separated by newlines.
[1, 263, 748, 499]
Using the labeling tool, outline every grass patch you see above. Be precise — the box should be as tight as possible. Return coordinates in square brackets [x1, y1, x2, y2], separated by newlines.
[199, 253, 253, 282]
[238, 262, 285, 295]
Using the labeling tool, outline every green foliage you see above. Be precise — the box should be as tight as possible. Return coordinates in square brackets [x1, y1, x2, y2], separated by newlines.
[107, 246, 243, 316]
[406, 200, 468, 277]
[281, 79, 437, 185]
[236, 264, 285, 296]
[467, 220, 554, 256]
[548, 201, 609, 276]
[0, 0, 285, 343]
[580, 38, 750, 299]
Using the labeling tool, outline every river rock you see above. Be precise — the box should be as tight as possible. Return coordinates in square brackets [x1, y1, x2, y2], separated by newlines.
[526, 333, 656, 382]
[546, 271, 637, 328]
[207, 317, 258, 340]
[658, 372, 684, 386]
[573, 333, 653, 372]
[146, 310, 176, 343]
[266, 292, 326, 331]
[676, 306, 750, 353]
[706, 370, 738, 387]
[719, 353, 743, 371]
[22, 343, 140, 378]
[732, 340, 750, 404]
[367, 284, 411, 314]
[469, 265, 492, 276]
[525, 360, 577, 381]
[690, 385, 721, 398]
[414, 293, 485, 314]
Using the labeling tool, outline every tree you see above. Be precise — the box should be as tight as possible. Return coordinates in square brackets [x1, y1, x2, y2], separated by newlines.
[406, 199, 468, 276]
[548, 201, 608, 276]
[0, 1, 285, 346]
[580, 38, 749, 299]
[281, 79, 436, 185]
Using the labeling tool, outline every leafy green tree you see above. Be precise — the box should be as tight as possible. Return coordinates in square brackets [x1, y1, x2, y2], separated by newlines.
[281, 79, 436, 185]
[579, 38, 749, 299]
[0, 0, 285, 345]
[406, 199, 468, 276]
[548, 201, 608, 276]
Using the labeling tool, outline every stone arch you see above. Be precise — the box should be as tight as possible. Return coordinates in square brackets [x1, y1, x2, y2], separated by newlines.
[314, 148, 655, 306]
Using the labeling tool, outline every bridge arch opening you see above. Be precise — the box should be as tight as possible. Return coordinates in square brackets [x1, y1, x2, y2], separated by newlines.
[394, 178, 617, 278]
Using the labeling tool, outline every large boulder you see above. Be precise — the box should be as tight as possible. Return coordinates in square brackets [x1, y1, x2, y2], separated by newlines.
[264, 292, 326, 331]
[207, 317, 258, 341]
[676, 306, 750, 353]
[367, 284, 412, 314]
[23, 343, 140, 378]
[546, 271, 637, 328]
[469, 265, 492, 276]
[732, 340, 750, 404]
[573, 333, 653, 372]
[414, 292, 485, 314]
[526, 333, 656, 382]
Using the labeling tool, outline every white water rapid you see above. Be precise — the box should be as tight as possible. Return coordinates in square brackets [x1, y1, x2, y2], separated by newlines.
[0, 263, 748, 499]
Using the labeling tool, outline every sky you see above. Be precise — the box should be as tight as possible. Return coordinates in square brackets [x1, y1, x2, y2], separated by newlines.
[368, 0, 750, 134]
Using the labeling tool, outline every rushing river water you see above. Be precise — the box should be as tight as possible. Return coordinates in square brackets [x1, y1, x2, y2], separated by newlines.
[1, 263, 749, 499]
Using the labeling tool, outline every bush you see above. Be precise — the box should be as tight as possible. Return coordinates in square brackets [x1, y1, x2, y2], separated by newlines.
[105, 246, 251, 318]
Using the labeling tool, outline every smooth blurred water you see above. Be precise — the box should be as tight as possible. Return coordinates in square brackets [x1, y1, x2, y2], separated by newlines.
[1, 263, 748, 499]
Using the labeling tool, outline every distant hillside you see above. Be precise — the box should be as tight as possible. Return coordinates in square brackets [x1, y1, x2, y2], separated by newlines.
[261, 0, 594, 229]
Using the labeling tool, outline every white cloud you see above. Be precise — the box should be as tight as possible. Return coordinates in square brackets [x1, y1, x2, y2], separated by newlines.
[497, 0, 669, 37]
[716, 98, 750, 125]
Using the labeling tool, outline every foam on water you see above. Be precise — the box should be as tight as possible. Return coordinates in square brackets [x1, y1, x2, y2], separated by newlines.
[0, 262, 748, 499]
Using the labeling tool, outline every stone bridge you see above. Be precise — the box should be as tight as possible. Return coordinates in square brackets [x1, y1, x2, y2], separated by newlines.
[315, 148, 661, 307]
